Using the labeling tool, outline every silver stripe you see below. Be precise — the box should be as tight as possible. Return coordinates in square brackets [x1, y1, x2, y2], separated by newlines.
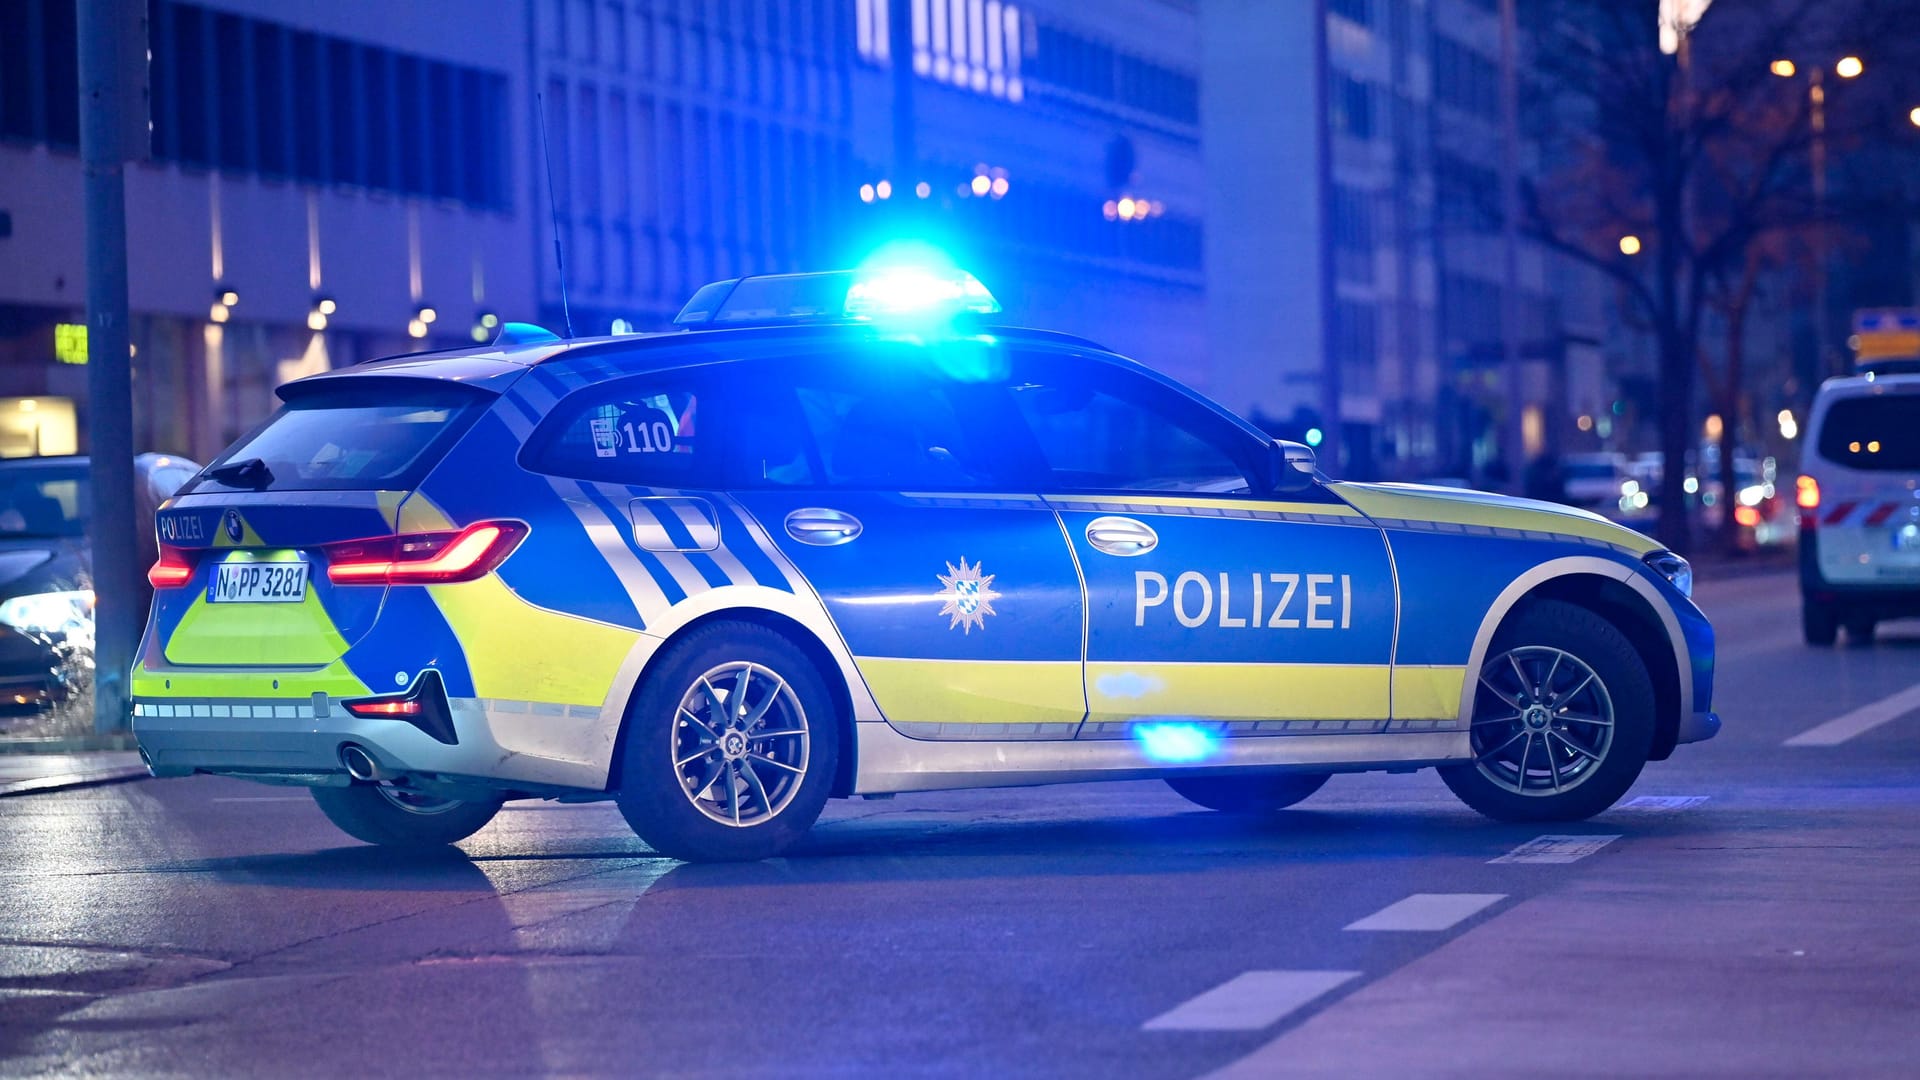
[546, 476, 673, 624]
[714, 494, 810, 591]
[1371, 517, 1633, 553]
[588, 482, 712, 599]
[1041, 498, 1367, 527]
[512, 375, 562, 416]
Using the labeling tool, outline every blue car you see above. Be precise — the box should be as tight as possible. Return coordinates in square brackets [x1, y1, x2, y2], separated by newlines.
[132, 263, 1716, 861]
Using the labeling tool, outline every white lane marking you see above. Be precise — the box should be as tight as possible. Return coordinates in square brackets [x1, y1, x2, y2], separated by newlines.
[210, 796, 307, 803]
[1785, 683, 1920, 746]
[1616, 795, 1709, 813]
[1343, 893, 1505, 932]
[1142, 970, 1360, 1032]
[1489, 834, 1620, 865]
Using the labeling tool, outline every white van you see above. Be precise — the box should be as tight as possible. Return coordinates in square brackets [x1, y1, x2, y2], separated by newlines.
[1798, 370, 1920, 644]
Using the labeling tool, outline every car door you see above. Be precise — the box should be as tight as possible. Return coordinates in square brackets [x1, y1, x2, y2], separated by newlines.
[1004, 353, 1397, 739]
[728, 347, 1086, 740]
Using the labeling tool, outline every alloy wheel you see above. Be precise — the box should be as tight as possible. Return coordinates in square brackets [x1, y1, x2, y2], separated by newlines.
[1469, 646, 1615, 796]
[671, 661, 811, 828]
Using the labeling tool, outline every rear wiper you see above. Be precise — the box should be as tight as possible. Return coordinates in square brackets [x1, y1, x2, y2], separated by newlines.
[206, 457, 274, 491]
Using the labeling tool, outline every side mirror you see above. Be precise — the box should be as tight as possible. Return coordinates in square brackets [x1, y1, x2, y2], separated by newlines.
[1268, 439, 1318, 493]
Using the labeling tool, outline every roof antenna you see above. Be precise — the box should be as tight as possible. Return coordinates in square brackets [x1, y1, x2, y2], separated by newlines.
[534, 90, 575, 340]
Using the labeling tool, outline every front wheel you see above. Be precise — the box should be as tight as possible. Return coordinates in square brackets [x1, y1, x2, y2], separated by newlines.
[615, 623, 840, 862]
[1440, 600, 1654, 823]
[1166, 772, 1330, 812]
[310, 782, 503, 848]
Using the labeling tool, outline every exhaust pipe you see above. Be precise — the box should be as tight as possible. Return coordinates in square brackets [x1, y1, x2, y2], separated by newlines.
[339, 744, 383, 782]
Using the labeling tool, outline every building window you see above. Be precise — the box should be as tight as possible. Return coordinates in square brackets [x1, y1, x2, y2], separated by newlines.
[1329, 72, 1374, 139]
[1432, 36, 1499, 119]
[1329, 0, 1371, 27]
[69, 1, 517, 211]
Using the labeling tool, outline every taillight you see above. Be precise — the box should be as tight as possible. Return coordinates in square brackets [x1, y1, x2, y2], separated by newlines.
[343, 699, 424, 718]
[148, 546, 196, 589]
[326, 521, 527, 586]
[1796, 475, 1820, 510]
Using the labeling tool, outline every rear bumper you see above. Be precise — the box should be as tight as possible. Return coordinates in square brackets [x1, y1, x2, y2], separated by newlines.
[133, 693, 611, 794]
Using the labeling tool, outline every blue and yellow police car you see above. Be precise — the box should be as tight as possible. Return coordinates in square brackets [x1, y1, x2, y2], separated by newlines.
[132, 261, 1717, 861]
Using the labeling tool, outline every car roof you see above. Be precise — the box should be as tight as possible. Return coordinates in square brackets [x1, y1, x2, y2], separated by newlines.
[289, 320, 1113, 395]
[1816, 372, 1920, 400]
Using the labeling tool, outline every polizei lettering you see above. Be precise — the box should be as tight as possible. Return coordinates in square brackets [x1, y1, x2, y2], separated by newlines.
[1135, 571, 1353, 630]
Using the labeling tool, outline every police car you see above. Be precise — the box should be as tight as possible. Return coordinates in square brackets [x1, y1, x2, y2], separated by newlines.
[1796, 365, 1920, 644]
[132, 261, 1717, 861]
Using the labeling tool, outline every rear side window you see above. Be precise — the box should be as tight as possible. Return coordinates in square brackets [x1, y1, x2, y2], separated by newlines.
[522, 376, 717, 487]
[1817, 394, 1920, 470]
[191, 381, 489, 492]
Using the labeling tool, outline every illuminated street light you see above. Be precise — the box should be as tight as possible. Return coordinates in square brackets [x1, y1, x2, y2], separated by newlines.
[1910, 106, 1920, 127]
[859, 183, 875, 203]
[1619, 235, 1643, 256]
[1770, 59, 1796, 77]
[970, 174, 991, 196]
[875, 180, 892, 200]
[990, 177, 1009, 198]
[1836, 56, 1863, 79]
[915, 181, 931, 199]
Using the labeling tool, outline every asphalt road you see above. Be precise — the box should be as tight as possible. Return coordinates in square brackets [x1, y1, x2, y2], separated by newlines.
[4, 568, 1918, 1078]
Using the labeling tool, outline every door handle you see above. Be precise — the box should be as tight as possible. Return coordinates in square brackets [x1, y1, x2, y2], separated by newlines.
[1085, 516, 1158, 556]
[785, 507, 863, 546]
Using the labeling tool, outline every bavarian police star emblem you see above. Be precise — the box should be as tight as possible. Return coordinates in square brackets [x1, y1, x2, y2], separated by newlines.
[936, 557, 1001, 634]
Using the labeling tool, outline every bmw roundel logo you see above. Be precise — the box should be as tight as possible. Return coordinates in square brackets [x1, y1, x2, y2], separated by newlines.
[223, 509, 243, 543]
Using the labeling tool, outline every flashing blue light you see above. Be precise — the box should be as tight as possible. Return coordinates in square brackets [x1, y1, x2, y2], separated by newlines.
[1134, 722, 1219, 763]
[1304, 427, 1325, 447]
[843, 266, 1000, 318]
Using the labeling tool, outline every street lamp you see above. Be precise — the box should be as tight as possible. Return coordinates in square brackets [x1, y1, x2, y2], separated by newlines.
[1619, 235, 1643, 256]
[1910, 106, 1920, 128]
[1772, 56, 1864, 375]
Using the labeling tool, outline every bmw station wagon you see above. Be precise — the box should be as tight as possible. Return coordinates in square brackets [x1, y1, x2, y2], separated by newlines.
[132, 265, 1717, 861]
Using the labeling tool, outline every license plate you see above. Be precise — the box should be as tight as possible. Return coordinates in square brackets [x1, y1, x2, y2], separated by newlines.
[208, 562, 309, 603]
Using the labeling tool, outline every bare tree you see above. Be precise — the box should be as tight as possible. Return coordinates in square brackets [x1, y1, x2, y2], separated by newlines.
[1521, 0, 1918, 552]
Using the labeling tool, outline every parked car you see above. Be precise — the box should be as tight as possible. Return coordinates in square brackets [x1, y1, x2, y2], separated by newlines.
[0, 453, 201, 712]
[1561, 452, 1631, 513]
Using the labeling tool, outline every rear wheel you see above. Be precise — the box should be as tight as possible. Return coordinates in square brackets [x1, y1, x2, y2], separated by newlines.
[615, 623, 839, 862]
[310, 782, 503, 848]
[1802, 600, 1838, 646]
[1166, 772, 1330, 812]
[1440, 600, 1654, 823]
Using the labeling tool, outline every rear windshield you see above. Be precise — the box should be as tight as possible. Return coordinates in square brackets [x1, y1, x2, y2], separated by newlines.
[188, 382, 490, 493]
[0, 465, 86, 539]
[1817, 394, 1920, 471]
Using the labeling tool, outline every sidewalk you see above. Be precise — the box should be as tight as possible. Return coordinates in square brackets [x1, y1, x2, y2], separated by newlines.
[0, 749, 149, 798]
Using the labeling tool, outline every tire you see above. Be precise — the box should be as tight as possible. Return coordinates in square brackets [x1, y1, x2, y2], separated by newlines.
[615, 622, 839, 862]
[1166, 772, 1330, 812]
[1802, 600, 1838, 646]
[310, 782, 503, 849]
[1845, 617, 1876, 646]
[1440, 599, 1655, 823]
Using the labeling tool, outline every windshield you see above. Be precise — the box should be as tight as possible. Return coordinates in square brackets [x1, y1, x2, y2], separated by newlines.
[189, 382, 491, 493]
[1817, 394, 1920, 471]
[0, 465, 87, 539]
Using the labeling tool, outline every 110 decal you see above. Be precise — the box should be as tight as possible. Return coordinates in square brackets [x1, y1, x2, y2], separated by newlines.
[1135, 571, 1355, 630]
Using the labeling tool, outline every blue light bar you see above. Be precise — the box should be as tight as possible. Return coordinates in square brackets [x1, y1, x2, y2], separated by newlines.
[672, 265, 1000, 328]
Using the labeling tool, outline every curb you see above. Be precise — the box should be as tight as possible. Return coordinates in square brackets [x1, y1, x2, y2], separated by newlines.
[0, 733, 139, 755]
[0, 766, 151, 799]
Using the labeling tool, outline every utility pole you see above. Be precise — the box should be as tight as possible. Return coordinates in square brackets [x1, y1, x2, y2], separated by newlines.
[1497, 0, 1526, 491]
[1809, 64, 1833, 376]
[78, 0, 149, 734]
[888, 0, 918, 205]
[1313, 0, 1341, 472]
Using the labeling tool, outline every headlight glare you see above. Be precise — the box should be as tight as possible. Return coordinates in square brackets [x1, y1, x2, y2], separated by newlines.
[0, 589, 96, 637]
[1644, 551, 1692, 597]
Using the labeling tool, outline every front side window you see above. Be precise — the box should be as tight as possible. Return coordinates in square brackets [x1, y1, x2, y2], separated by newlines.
[1007, 361, 1257, 493]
